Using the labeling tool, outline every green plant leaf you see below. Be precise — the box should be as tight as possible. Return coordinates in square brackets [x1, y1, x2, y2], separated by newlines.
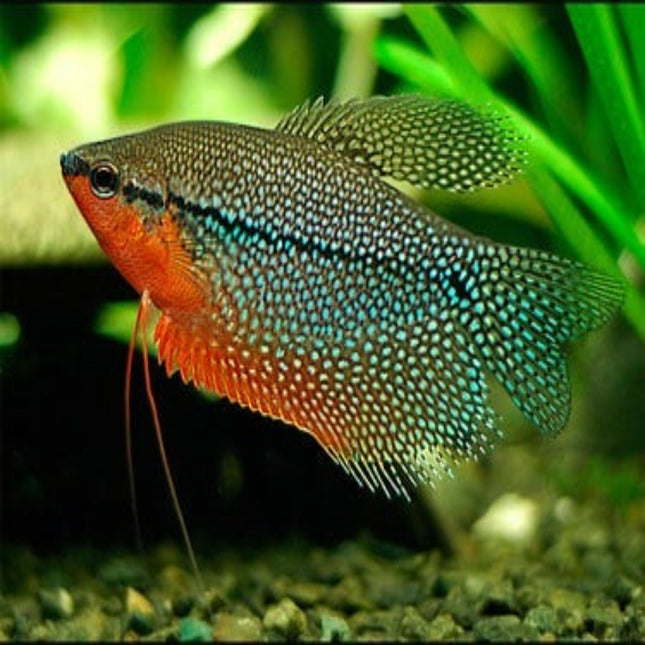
[404, 4, 492, 103]
[373, 36, 455, 96]
[379, 14, 645, 276]
[462, 5, 584, 156]
[617, 4, 645, 106]
[529, 167, 645, 338]
[567, 4, 645, 209]
[94, 300, 158, 357]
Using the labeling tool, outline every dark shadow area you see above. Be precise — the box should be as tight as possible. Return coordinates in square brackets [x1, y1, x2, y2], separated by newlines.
[1, 265, 446, 558]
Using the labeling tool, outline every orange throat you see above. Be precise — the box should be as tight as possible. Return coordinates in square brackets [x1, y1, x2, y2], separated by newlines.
[65, 174, 208, 313]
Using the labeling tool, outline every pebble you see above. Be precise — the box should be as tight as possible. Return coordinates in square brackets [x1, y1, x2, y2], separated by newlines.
[213, 612, 263, 641]
[272, 577, 327, 607]
[623, 594, 645, 640]
[124, 587, 155, 635]
[38, 587, 74, 620]
[416, 597, 441, 622]
[515, 583, 543, 611]
[178, 617, 212, 642]
[548, 588, 586, 635]
[74, 607, 119, 640]
[400, 605, 432, 640]
[364, 570, 421, 607]
[426, 613, 464, 639]
[291, 582, 327, 607]
[0, 616, 14, 640]
[263, 598, 307, 639]
[10, 598, 40, 639]
[442, 583, 479, 628]
[480, 579, 517, 615]
[319, 613, 352, 641]
[308, 549, 350, 584]
[473, 493, 539, 545]
[524, 604, 557, 634]
[473, 615, 531, 641]
[195, 587, 227, 619]
[585, 597, 623, 639]
[350, 607, 403, 639]
[326, 575, 372, 612]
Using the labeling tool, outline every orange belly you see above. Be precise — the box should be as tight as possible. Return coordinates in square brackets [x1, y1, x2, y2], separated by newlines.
[154, 312, 351, 459]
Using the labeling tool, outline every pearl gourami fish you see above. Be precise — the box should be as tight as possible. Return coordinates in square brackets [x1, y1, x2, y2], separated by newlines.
[60, 95, 623, 499]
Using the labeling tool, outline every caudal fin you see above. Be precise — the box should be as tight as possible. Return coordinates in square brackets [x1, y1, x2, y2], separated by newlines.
[451, 242, 624, 435]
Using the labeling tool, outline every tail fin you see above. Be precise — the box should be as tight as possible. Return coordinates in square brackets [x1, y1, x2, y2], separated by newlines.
[452, 242, 624, 435]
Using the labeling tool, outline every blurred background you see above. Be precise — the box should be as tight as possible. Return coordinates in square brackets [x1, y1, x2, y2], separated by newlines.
[1, 4, 643, 561]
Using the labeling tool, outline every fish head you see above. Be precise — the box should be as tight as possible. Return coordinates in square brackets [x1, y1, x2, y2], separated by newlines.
[60, 128, 176, 252]
[61, 128, 208, 312]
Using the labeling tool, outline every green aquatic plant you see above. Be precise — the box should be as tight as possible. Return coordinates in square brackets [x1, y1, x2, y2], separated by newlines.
[375, 4, 645, 338]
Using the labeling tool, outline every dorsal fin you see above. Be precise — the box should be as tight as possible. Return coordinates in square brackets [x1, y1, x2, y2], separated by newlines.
[275, 94, 527, 192]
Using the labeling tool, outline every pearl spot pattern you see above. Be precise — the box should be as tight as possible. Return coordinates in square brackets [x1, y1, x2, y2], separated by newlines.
[70, 95, 624, 499]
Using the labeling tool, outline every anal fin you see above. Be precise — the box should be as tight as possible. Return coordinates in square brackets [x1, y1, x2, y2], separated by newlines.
[153, 312, 353, 460]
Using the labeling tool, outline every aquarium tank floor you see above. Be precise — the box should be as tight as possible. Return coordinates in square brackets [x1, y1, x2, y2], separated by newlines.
[2, 443, 644, 641]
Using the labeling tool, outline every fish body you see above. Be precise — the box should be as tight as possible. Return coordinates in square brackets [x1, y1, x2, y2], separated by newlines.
[61, 95, 623, 497]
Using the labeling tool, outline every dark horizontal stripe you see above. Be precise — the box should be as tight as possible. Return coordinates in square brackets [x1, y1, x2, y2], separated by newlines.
[168, 190, 302, 254]
[122, 182, 164, 210]
[166, 190, 355, 266]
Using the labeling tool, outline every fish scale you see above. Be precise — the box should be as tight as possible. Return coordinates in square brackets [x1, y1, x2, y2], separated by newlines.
[60, 94, 624, 499]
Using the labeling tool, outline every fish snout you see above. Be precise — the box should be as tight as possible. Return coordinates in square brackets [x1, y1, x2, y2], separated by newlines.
[60, 150, 89, 177]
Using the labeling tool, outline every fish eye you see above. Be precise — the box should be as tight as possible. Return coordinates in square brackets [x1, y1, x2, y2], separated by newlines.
[89, 162, 119, 199]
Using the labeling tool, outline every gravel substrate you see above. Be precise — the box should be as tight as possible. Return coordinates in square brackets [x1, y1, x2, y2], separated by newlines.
[2, 477, 644, 642]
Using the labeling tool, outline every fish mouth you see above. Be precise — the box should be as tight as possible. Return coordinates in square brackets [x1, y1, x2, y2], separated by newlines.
[60, 151, 90, 177]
